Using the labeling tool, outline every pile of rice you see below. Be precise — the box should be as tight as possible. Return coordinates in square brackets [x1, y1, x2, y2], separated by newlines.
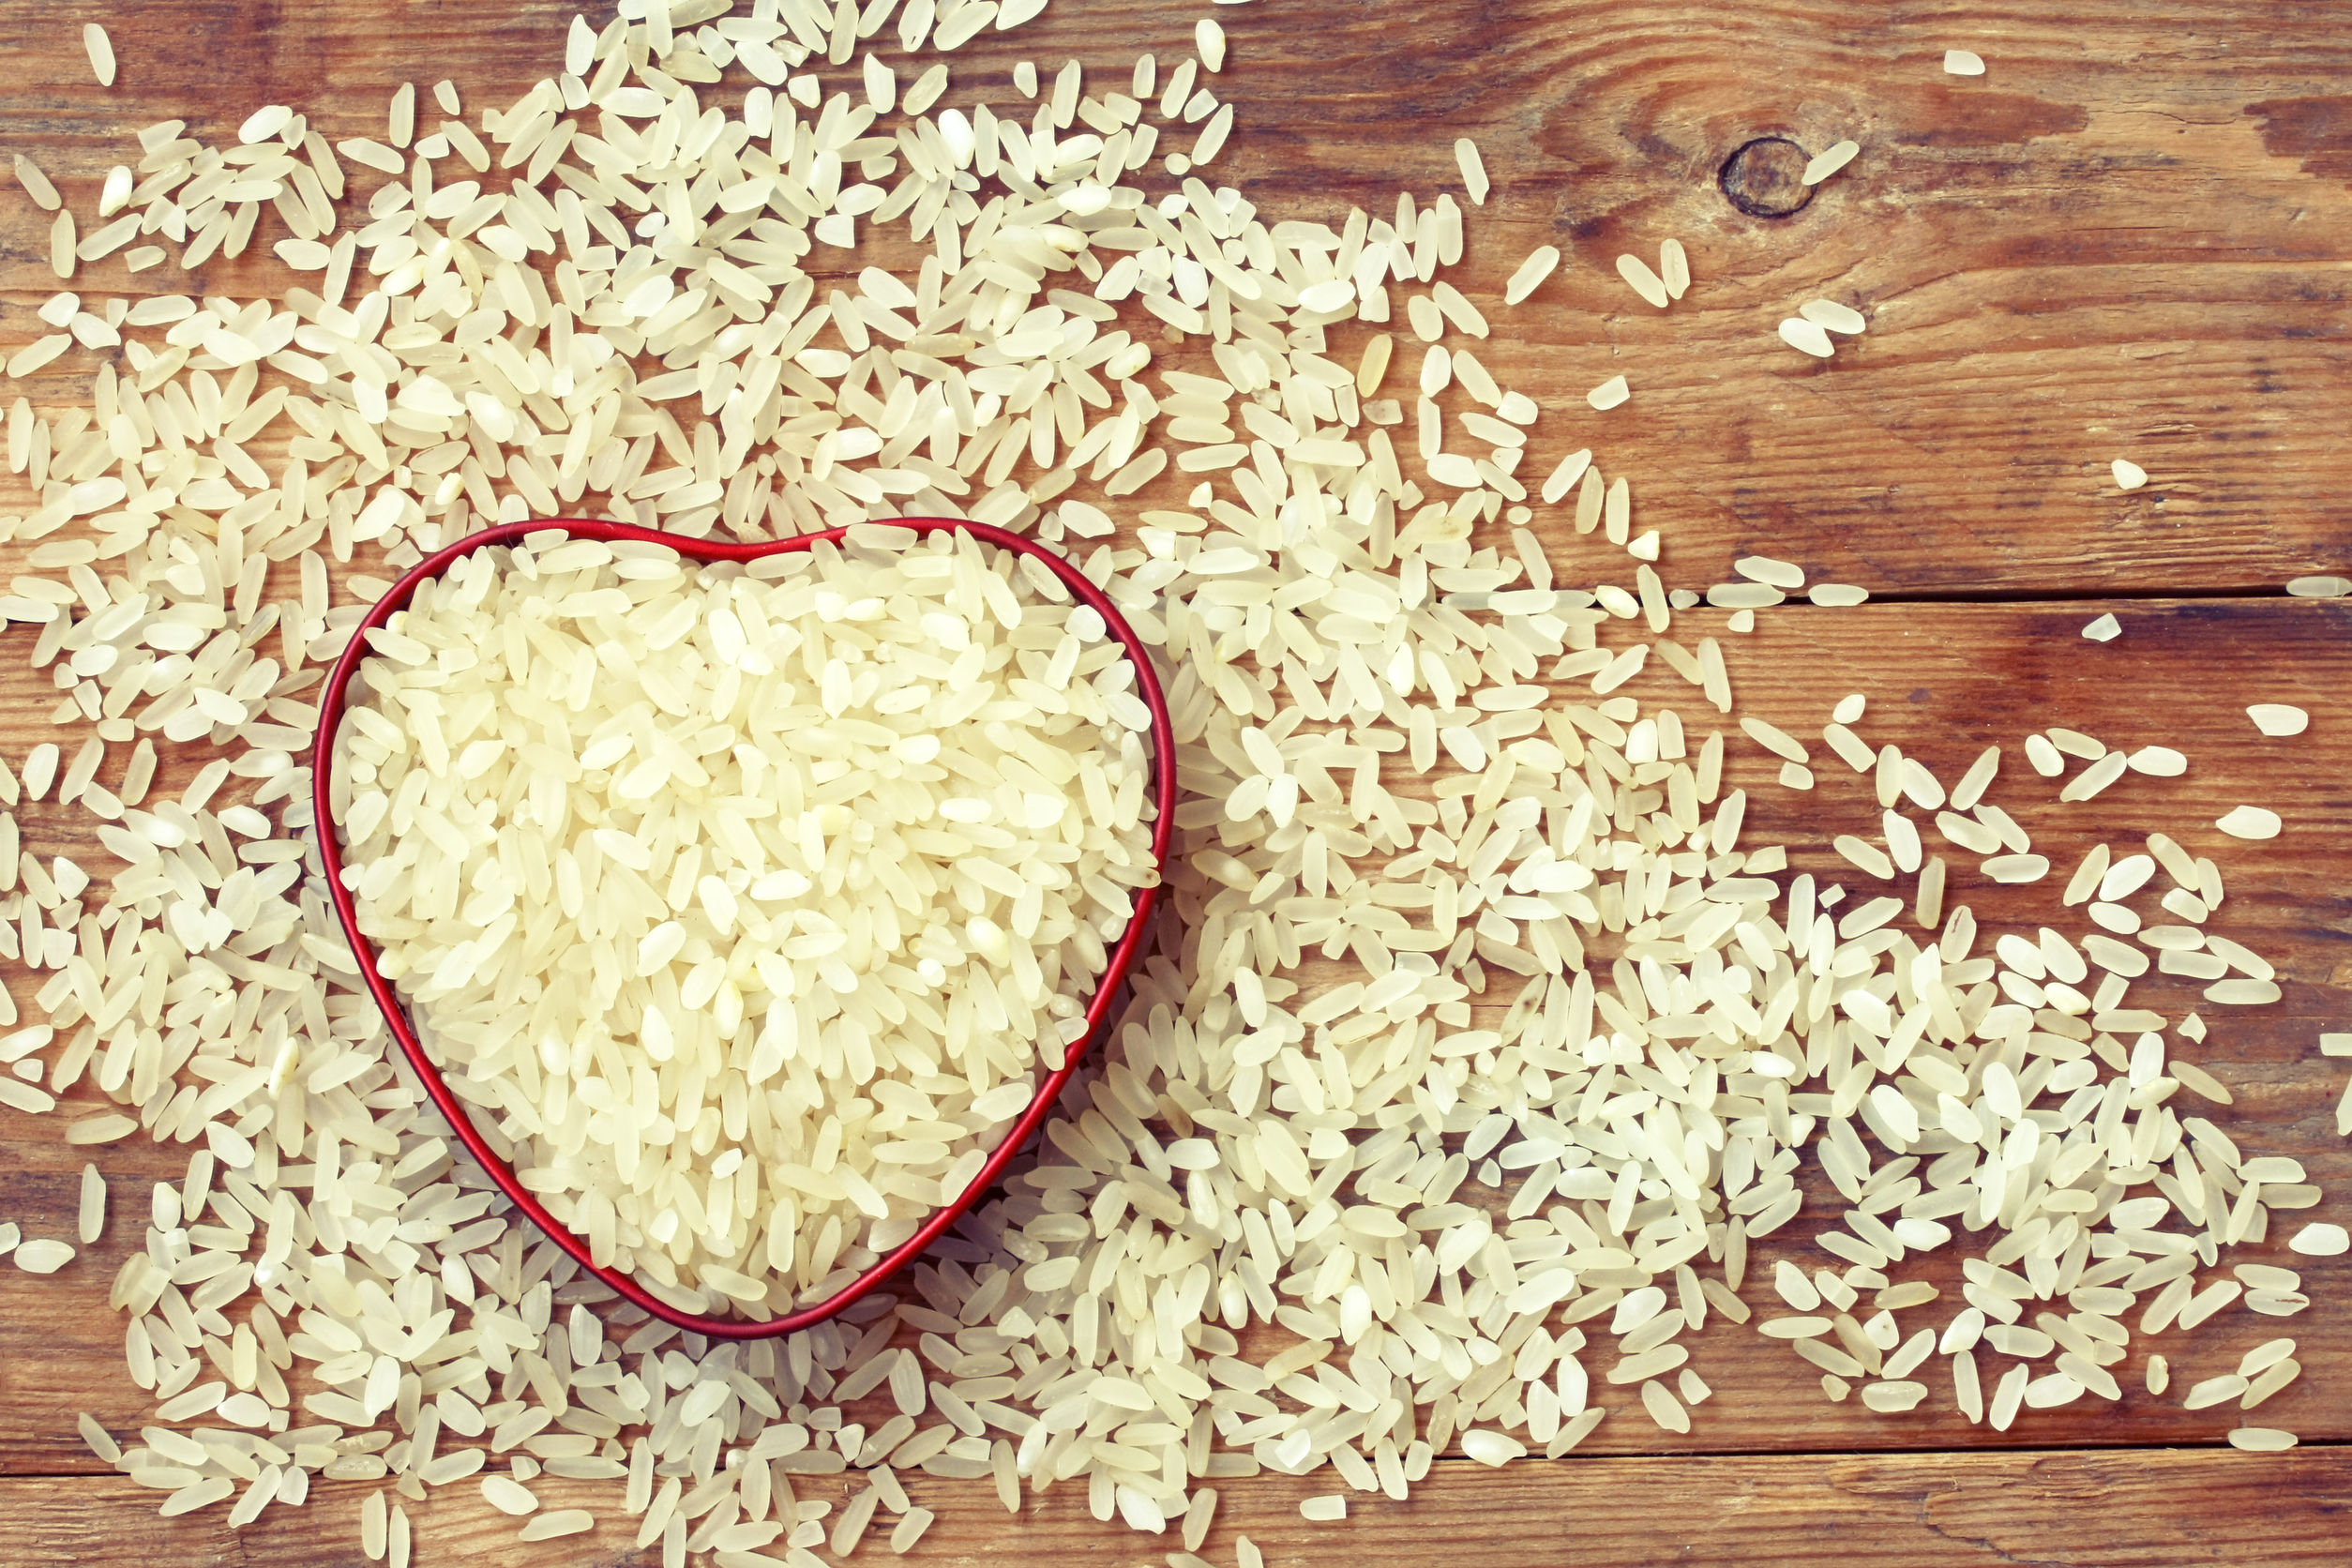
[331, 524, 1159, 1311]
[0, 2, 2330, 1563]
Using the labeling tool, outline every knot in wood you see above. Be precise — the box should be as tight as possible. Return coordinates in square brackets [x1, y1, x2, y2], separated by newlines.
[1718, 137, 1817, 218]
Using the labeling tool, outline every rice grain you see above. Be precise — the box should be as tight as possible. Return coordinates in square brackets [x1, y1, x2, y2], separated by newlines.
[1455, 139, 1489, 204]
[1614, 255, 1668, 309]
[2215, 807, 2282, 841]
[77, 1164, 104, 1244]
[1659, 238, 1690, 299]
[1799, 300, 1866, 335]
[1778, 319, 1834, 358]
[84, 23, 116, 87]
[1802, 140, 1859, 185]
[1505, 246, 1560, 306]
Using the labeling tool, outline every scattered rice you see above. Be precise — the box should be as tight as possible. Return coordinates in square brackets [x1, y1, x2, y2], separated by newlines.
[1802, 139, 1860, 185]
[1455, 138, 1489, 204]
[1640, 1380, 1691, 1433]
[77, 1163, 105, 1244]
[1300, 1496, 1348, 1522]
[1779, 318, 1835, 358]
[890, 1508, 937, 1553]
[83, 23, 116, 87]
[2229, 1428, 2299, 1453]
[2215, 806, 2282, 840]
[1799, 300, 1866, 335]
[2082, 613, 2121, 642]
[1588, 374, 1631, 410]
[11, 152, 58, 209]
[2184, 1374, 2247, 1410]
[0, 8, 2326, 1557]
[481, 1475, 538, 1515]
[239, 104, 295, 144]
[518, 1510, 595, 1541]
[1944, 50, 1986, 76]
[361, 1491, 387, 1560]
[2287, 1224, 2348, 1258]
[1615, 254, 1669, 309]
[2247, 704, 2308, 736]
[1460, 1430, 1525, 1467]
[1659, 239, 1690, 299]
[1737, 556, 1805, 589]
[1862, 1381, 1926, 1413]
[1505, 246, 1560, 306]
[2239, 1338, 2296, 1378]
[1196, 20, 1227, 72]
[13, 1238, 74, 1274]
[69, 1413, 121, 1473]
[2113, 459, 2148, 490]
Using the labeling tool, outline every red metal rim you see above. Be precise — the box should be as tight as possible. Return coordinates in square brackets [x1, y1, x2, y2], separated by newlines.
[309, 517, 1178, 1339]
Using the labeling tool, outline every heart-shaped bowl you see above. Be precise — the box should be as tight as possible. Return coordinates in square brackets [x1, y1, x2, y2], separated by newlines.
[310, 516, 1175, 1339]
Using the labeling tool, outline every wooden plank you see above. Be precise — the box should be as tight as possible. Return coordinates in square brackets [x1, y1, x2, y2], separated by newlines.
[2, 599, 2343, 1473]
[0, 0, 2347, 1560]
[6, 1446, 2352, 1568]
[2, 1, 2349, 595]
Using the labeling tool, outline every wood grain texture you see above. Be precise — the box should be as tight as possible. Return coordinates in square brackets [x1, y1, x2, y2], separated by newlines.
[0, 0, 2347, 1562]
[7, 1447, 2352, 1568]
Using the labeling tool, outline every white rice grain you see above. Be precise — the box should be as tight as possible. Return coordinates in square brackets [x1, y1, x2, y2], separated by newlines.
[2215, 806, 2282, 840]
[84, 23, 116, 86]
[78, 1164, 104, 1244]
[1802, 139, 1860, 185]
[1615, 254, 1669, 309]
[1196, 20, 1226, 72]
[13, 1239, 73, 1274]
[2287, 1224, 2347, 1258]
[1505, 246, 1560, 306]
[1779, 318, 1835, 358]
[1455, 138, 1489, 204]
[1799, 299, 1866, 335]
[1659, 238, 1690, 299]
[2229, 1428, 2299, 1453]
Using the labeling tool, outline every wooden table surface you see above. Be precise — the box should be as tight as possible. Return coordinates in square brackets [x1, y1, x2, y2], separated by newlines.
[1, 0, 2348, 1564]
